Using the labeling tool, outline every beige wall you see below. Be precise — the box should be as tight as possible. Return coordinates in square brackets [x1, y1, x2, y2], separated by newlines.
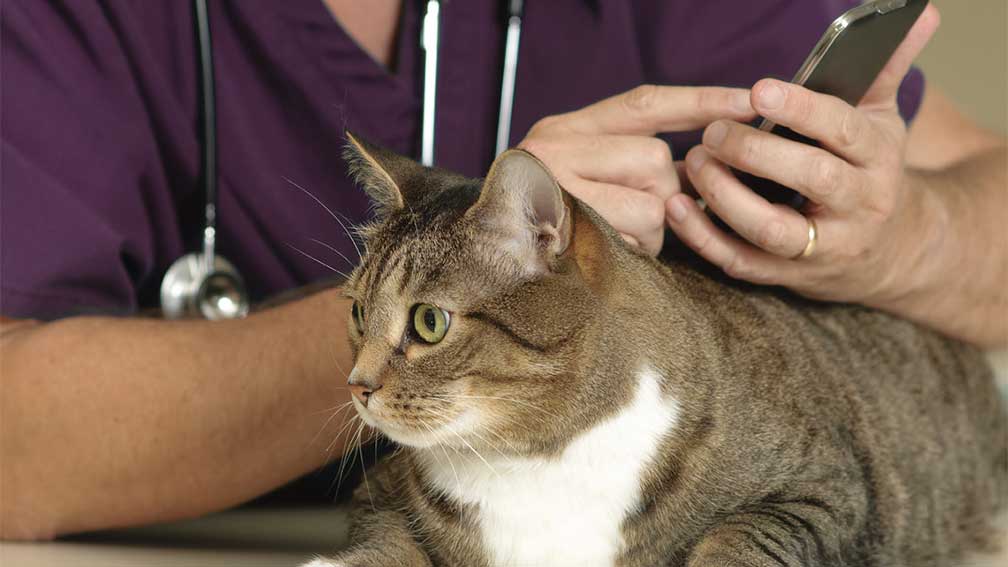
[915, 0, 1007, 135]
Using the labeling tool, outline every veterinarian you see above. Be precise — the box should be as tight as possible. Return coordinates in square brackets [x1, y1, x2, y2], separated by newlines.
[1, 0, 1004, 540]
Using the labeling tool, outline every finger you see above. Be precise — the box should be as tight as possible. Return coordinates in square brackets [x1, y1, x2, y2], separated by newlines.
[620, 234, 641, 249]
[861, 3, 940, 108]
[674, 161, 698, 198]
[685, 146, 816, 258]
[701, 120, 867, 212]
[524, 135, 680, 200]
[560, 85, 757, 136]
[562, 178, 665, 255]
[749, 80, 880, 167]
[664, 193, 802, 286]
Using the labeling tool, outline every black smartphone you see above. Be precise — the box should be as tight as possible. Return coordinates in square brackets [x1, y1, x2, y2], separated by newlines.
[740, 0, 930, 210]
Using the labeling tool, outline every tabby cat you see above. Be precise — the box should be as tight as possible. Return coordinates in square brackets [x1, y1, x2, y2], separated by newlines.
[305, 133, 1007, 567]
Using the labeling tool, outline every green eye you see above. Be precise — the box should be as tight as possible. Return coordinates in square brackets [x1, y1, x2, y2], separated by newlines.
[351, 301, 365, 333]
[412, 303, 450, 344]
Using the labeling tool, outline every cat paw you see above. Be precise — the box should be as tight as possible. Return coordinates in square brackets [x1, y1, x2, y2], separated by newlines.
[299, 558, 347, 567]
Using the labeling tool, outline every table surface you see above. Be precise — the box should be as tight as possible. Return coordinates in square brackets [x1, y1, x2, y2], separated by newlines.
[1, 505, 350, 567]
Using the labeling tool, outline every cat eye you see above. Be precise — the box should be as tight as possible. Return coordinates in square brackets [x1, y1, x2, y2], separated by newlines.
[412, 303, 450, 344]
[351, 300, 365, 333]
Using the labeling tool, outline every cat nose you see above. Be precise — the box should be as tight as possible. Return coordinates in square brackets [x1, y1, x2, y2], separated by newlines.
[348, 369, 383, 407]
[349, 383, 379, 406]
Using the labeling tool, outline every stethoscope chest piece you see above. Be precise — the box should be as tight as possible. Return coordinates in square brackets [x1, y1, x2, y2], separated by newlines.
[160, 253, 249, 320]
[160, 0, 249, 321]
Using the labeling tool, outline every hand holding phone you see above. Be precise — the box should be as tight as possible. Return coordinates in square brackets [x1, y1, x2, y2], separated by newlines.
[666, 0, 941, 308]
[741, 0, 930, 210]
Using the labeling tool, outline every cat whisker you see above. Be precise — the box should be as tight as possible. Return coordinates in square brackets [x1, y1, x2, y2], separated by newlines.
[430, 393, 561, 420]
[285, 242, 351, 280]
[455, 421, 514, 459]
[423, 395, 543, 442]
[308, 237, 357, 270]
[328, 414, 363, 497]
[473, 423, 522, 456]
[415, 424, 447, 470]
[417, 417, 462, 499]
[325, 409, 366, 464]
[329, 344, 351, 384]
[332, 419, 363, 497]
[389, 444, 405, 460]
[461, 429, 512, 470]
[354, 420, 376, 513]
[326, 203, 365, 237]
[421, 407, 500, 478]
[309, 399, 355, 416]
[283, 177, 363, 261]
[308, 401, 356, 448]
[326, 412, 360, 458]
[334, 417, 376, 500]
[481, 410, 540, 441]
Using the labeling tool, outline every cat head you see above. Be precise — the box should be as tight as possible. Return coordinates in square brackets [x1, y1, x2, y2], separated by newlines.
[340, 133, 634, 455]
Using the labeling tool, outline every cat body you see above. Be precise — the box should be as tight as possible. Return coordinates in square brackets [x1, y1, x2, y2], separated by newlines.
[309, 136, 1007, 567]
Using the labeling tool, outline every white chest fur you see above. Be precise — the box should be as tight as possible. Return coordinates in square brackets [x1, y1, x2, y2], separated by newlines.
[420, 366, 679, 567]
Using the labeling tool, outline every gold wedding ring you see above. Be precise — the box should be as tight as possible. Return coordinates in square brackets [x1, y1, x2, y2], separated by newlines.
[792, 216, 818, 260]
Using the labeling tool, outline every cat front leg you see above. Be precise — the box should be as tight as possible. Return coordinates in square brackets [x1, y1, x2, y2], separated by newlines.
[301, 509, 433, 567]
[304, 453, 434, 567]
[300, 559, 348, 567]
[686, 505, 847, 567]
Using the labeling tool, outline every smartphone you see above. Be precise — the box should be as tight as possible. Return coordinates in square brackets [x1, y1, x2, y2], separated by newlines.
[740, 0, 930, 210]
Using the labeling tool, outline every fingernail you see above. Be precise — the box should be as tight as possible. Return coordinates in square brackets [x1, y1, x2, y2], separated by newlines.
[733, 90, 753, 113]
[667, 197, 687, 223]
[703, 122, 727, 148]
[758, 82, 785, 110]
[686, 147, 708, 172]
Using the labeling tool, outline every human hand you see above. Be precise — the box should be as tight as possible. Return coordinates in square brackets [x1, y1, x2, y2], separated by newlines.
[665, 5, 942, 307]
[518, 85, 757, 255]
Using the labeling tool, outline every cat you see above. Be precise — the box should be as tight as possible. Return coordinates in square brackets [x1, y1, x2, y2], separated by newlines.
[303, 133, 1007, 567]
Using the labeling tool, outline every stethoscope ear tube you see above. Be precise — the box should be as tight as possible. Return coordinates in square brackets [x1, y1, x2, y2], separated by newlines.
[420, 0, 441, 167]
[495, 0, 523, 157]
[160, 0, 249, 320]
[421, 0, 523, 167]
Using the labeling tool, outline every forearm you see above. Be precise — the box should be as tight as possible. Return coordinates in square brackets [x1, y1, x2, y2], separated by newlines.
[1, 289, 354, 539]
[882, 145, 1008, 347]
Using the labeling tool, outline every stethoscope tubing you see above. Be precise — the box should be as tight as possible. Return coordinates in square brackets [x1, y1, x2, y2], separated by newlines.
[420, 1, 441, 167]
[194, 0, 219, 273]
[420, 0, 523, 167]
[495, 0, 524, 157]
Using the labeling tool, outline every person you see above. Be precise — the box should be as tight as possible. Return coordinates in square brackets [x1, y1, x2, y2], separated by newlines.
[1, 0, 1004, 541]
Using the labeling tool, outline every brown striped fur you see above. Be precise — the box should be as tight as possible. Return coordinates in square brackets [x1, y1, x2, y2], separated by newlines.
[313, 135, 1008, 567]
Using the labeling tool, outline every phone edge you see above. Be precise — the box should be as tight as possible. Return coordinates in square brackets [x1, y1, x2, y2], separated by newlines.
[755, 1, 898, 133]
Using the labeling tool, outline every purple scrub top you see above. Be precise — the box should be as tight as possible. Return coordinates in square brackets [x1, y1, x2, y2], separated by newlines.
[1, 1, 924, 319]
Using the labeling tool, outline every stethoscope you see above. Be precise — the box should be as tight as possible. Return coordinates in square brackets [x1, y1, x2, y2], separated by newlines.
[161, 0, 524, 319]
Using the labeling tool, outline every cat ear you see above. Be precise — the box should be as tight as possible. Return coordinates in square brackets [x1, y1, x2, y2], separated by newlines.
[468, 149, 572, 270]
[343, 131, 425, 217]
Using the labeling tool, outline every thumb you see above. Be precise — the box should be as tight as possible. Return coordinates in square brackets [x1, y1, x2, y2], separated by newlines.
[861, 3, 940, 108]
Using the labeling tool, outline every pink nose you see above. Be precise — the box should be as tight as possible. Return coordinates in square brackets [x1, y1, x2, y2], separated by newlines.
[348, 369, 383, 407]
[349, 383, 382, 406]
